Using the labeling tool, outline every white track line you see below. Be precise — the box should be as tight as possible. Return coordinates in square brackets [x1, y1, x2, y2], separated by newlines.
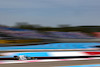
[0, 57, 100, 64]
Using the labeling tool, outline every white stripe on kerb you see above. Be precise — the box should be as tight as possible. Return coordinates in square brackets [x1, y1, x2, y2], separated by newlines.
[49, 52, 86, 57]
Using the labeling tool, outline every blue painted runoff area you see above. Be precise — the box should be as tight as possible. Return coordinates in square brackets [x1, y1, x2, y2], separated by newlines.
[0, 52, 50, 58]
[58, 64, 100, 67]
[13, 52, 50, 57]
[0, 43, 99, 50]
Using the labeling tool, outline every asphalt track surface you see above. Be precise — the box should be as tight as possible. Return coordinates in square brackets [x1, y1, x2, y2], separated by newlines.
[0, 59, 100, 67]
[0, 49, 100, 53]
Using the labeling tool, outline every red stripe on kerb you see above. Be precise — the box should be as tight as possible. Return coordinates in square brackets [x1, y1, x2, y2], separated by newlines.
[85, 52, 100, 55]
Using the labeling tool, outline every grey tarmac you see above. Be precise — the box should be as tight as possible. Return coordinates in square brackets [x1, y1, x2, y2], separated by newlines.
[0, 59, 100, 67]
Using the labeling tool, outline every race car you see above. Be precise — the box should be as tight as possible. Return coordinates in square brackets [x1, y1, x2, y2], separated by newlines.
[0, 51, 100, 60]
